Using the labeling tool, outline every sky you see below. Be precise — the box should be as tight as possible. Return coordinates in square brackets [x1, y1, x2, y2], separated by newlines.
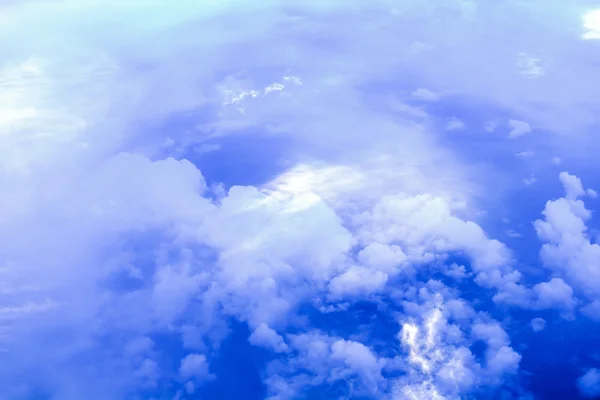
[1, 0, 600, 399]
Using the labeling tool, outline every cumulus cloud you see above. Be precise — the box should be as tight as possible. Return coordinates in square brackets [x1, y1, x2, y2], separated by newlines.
[357, 243, 408, 274]
[264, 333, 386, 399]
[179, 353, 212, 381]
[582, 9, 600, 40]
[445, 116, 466, 131]
[249, 323, 289, 353]
[394, 291, 520, 399]
[411, 88, 440, 102]
[559, 171, 586, 200]
[530, 318, 546, 332]
[1, 0, 598, 398]
[471, 323, 521, 378]
[508, 119, 532, 139]
[577, 368, 600, 398]
[328, 266, 388, 299]
[353, 193, 522, 301]
[534, 172, 600, 316]
[531, 278, 576, 312]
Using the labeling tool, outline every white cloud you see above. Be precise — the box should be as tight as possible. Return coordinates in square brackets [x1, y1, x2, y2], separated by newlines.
[484, 121, 497, 133]
[552, 157, 562, 165]
[265, 333, 386, 398]
[249, 323, 289, 353]
[516, 53, 545, 78]
[330, 339, 386, 387]
[471, 323, 521, 378]
[532, 278, 576, 312]
[394, 292, 520, 399]
[506, 229, 522, 238]
[582, 9, 600, 40]
[515, 150, 534, 158]
[152, 263, 209, 324]
[530, 318, 545, 332]
[357, 243, 407, 275]
[328, 266, 388, 299]
[354, 193, 516, 295]
[559, 171, 586, 200]
[1, 0, 597, 398]
[411, 88, 440, 102]
[523, 175, 537, 186]
[508, 119, 531, 139]
[581, 300, 600, 322]
[179, 353, 212, 381]
[197, 186, 352, 328]
[443, 263, 469, 281]
[445, 116, 466, 131]
[578, 368, 600, 398]
[534, 172, 600, 317]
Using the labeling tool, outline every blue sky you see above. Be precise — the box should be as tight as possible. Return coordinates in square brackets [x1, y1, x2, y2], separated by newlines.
[1, 1, 600, 399]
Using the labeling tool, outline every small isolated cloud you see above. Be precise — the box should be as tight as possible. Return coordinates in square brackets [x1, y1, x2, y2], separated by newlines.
[515, 150, 534, 158]
[484, 121, 497, 133]
[506, 229, 521, 238]
[552, 157, 562, 165]
[446, 116, 466, 131]
[587, 188, 598, 198]
[530, 318, 545, 332]
[388, 97, 428, 118]
[411, 88, 440, 102]
[523, 175, 537, 186]
[577, 368, 600, 398]
[508, 119, 531, 139]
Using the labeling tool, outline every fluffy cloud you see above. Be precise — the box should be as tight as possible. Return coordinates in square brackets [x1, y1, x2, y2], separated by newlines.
[445, 116, 466, 131]
[411, 88, 440, 102]
[531, 278, 576, 312]
[249, 323, 289, 353]
[179, 353, 212, 381]
[471, 323, 521, 378]
[354, 194, 517, 293]
[264, 333, 386, 399]
[1, 0, 598, 398]
[559, 171, 586, 200]
[508, 119, 532, 139]
[577, 368, 600, 398]
[393, 290, 521, 399]
[530, 318, 546, 332]
[534, 172, 600, 318]
[328, 266, 388, 299]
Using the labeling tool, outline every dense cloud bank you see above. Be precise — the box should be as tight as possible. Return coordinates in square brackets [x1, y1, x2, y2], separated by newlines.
[1, 0, 600, 399]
